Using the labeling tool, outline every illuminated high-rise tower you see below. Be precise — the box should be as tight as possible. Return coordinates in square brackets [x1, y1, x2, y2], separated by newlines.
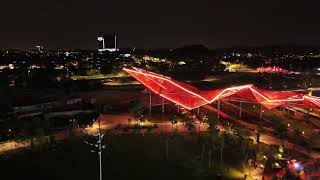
[97, 34, 118, 52]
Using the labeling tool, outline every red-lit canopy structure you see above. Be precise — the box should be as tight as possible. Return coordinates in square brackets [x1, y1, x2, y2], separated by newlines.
[257, 66, 289, 74]
[123, 67, 320, 110]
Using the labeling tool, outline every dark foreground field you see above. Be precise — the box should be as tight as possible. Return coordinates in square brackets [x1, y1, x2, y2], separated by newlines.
[0, 132, 246, 180]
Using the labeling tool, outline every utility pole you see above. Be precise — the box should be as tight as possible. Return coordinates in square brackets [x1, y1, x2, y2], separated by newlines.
[83, 114, 105, 180]
[98, 119, 103, 180]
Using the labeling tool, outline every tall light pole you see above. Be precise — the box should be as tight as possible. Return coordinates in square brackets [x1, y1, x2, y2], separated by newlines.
[98, 118, 103, 180]
[83, 114, 105, 180]
[114, 34, 117, 50]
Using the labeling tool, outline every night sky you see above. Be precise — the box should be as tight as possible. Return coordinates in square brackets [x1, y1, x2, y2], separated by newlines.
[1, 0, 320, 50]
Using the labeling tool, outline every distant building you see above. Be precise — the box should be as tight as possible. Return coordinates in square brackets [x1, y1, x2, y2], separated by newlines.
[97, 34, 118, 52]
[35, 45, 44, 53]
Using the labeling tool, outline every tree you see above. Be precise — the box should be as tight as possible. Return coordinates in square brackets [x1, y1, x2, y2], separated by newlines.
[231, 124, 250, 141]
[207, 114, 219, 136]
[169, 114, 178, 132]
[230, 124, 253, 173]
[184, 120, 195, 132]
[292, 129, 303, 145]
[271, 116, 287, 142]
[85, 69, 99, 76]
[203, 113, 220, 171]
[219, 132, 225, 171]
[62, 78, 77, 94]
[129, 100, 146, 122]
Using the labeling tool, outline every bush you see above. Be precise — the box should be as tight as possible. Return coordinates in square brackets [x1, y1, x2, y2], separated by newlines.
[114, 123, 123, 130]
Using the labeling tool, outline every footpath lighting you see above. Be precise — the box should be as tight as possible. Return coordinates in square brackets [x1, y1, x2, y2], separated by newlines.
[202, 115, 208, 121]
[293, 162, 301, 170]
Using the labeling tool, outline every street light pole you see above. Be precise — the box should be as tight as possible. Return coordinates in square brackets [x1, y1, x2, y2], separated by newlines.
[82, 114, 105, 180]
[98, 118, 102, 180]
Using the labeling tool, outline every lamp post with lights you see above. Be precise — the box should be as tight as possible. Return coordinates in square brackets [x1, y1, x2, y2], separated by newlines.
[83, 114, 106, 180]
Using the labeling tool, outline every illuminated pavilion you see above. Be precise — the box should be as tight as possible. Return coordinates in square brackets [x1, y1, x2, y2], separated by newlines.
[123, 67, 320, 112]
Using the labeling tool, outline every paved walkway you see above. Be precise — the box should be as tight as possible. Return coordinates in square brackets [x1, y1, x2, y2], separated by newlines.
[202, 105, 320, 159]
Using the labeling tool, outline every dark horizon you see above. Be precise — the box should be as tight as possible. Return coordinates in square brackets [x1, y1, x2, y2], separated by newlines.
[1, 0, 320, 50]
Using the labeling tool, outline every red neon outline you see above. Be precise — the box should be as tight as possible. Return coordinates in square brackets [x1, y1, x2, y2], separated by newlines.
[123, 67, 320, 110]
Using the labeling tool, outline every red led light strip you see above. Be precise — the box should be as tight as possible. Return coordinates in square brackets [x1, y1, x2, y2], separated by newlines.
[123, 67, 320, 110]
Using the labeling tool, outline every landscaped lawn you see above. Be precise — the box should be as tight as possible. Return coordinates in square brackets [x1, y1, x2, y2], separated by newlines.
[0, 132, 255, 180]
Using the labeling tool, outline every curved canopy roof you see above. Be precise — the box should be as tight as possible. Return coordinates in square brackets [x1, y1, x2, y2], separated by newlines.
[123, 67, 320, 110]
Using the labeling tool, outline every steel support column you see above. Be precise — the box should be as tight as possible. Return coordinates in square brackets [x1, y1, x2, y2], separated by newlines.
[149, 92, 152, 114]
[239, 101, 242, 118]
[218, 100, 220, 120]
[162, 97, 164, 113]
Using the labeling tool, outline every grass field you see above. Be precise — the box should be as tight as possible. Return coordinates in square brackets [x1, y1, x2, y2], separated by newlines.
[0, 132, 258, 180]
